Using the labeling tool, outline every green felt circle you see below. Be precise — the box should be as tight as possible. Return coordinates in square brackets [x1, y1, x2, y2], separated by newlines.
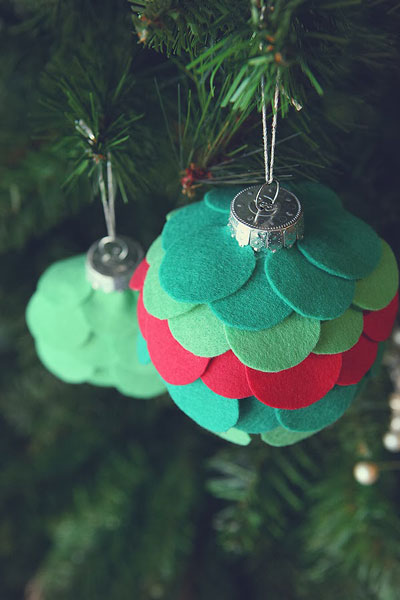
[88, 368, 114, 387]
[109, 330, 142, 371]
[313, 307, 363, 355]
[36, 340, 94, 383]
[166, 379, 239, 432]
[38, 254, 92, 307]
[261, 427, 317, 447]
[143, 259, 196, 319]
[276, 384, 358, 432]
[162, 202, 226, 250]
[210, 257, 292, 330]
[113, 364, 166, 399]
[82, 289, 137, 338]
[168, 304, 230, 357]
[160, 226, 256, 303]
[298, 210, 381, 280]
[26, 293, 91, 349]
[265, 246, 355, 320]
[289, 181, 343, 214]
[146, 235, 164, 266]
[216, 428, 251, 445]
[137, 331, 151, 365]
[353, 240, 399, 310]
[225, 312, 320, 372]
[204, 186, 243, 214]
[236, 397, 279, 433]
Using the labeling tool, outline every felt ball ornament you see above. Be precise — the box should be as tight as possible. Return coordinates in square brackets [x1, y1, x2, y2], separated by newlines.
[27, 237, 166, 399]
[131, 181, 398, 446]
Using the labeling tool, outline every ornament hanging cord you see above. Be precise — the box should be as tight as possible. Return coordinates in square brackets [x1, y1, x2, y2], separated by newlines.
[255, 71, 281, 221]
[98, 152, 116, 240]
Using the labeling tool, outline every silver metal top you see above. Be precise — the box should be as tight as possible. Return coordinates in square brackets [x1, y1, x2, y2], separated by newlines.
[228, 183, 304, 252]
[86, 235, 144, 293]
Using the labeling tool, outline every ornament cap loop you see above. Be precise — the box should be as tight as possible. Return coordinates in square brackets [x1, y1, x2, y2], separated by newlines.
[86, 235, 144, 293]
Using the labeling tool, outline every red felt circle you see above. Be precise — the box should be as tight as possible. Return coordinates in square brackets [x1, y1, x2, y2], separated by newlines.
[246, 353, 342, 410]
[136, 292, 148, 338]
[201, 350, 252, 399]
[363, 291, 399, 342]
[130, 259, 149, 291]
[337, 334, 378, 386]
[144, 303, 209, 385]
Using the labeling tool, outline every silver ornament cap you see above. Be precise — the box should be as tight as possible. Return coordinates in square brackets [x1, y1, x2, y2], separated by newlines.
[86, 235, 144, 293]
[228, 181, 304, 251]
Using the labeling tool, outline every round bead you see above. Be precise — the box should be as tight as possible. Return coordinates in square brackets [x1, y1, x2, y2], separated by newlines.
[353, 461, 379, 485]
[389, 415, 400, 432]
[383, 431, 400, 452]
[389, 393, 400, 413]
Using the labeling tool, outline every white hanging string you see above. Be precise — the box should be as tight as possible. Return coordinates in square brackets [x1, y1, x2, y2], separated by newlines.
[98, 154, 116, 240]
[260, 71, 281, 185]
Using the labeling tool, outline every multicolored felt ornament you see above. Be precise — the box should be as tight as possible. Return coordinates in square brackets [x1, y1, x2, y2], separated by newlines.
[131, 181, 398, 445]
[26, 240, 166, 399]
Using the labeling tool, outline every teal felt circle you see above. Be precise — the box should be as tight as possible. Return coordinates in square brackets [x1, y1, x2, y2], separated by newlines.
[353, 240, 399, 310]
[298, 210, 381, 280]
[82, 289, 138, 338]
[143, 258, 196, 319]
[265, 246, 355, 320]
[159, 226, 256, 303]
[37, 254, 92, 308]
[289, 181, 343, 214]
[210, 256, 292, 330]
[168, 304, 230, 357]
[261, 427, 317, 447]
[236, 397, 279, 433]
[162, 201, 226, 250]
[204, 186, 243, 214]
[165, 379, 239, 432]
[137, 331, 151, 365]
[36, 340, 94, 383]
[276, 384, 358, 432]
[26, 293, 91, 349]
[225, 312, 320, 372]
[313, 307, 363, 355]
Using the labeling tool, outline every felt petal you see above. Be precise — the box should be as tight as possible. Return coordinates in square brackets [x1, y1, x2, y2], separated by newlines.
[162, 202, 226, 250]
[204, 186, 243, 214]
[82, 289, 137, 338]
[36, 340, 94, 383]
[137, 331, 151, 365]
[298, 211, 381, 280]
[246, 353, 342, 409]
[236, 397, 279, 433]
[130, 259, 149, 291]
[160, 226, 256, 303]
[38, 254, 92, 308]
[276, 384, 358, 432]
[26, 293, 91, 349]
[168, 305, 230, 357]
[145, 305, 209, 385]
[216, 428, 252, 445]
[143, 259, 196, 319]
[88, 368, 114, 387]
[136, 292, 148, 338]
[353, 240, 399, 310]
[337, 335, 378, 386]
[225, 312, 320, 372]
[265, 246, 355, 320]
[288, 181, 343, 214]
[210, 257, 292, 331]
[146, 235, 164, 265]
[370, 342, 386, 378]
[113, 364, 166, 399]
[261, 427, 317, 447]
[363, 292, 399, 342]
[313, 307, 364, 354]
[201, 350, 252, 398]
[166, 379, 239, 432]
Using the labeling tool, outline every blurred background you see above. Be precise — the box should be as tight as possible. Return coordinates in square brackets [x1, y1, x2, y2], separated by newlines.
[1, 1, 400, 598]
